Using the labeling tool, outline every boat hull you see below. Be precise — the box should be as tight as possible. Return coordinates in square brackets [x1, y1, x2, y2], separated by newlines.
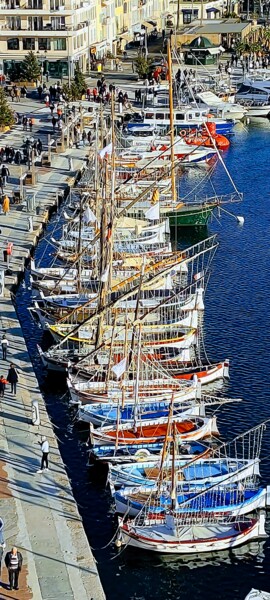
[168, 205, 217, 227]
[119, 512, 267, 554]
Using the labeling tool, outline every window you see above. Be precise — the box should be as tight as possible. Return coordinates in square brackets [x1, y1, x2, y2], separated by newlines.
[23, 38, 35, 50]
[51, 16, 65, 30]
[53, 38, 66, 50]
[7, 37, 19, 50]
[145, 112, 154, 119]
[183, 11, 192, 24]
[156, 113, 164, 120]
[6, 17, 21, 30]
[38, 38, 50, 50]
[176, 113, 184, 120]
[188, 114, 193, 119]
[123, 2, 128, 12]
[28, 0, 42, 7]
[28, 17, 43, 30]
[50, 0, 64, 9]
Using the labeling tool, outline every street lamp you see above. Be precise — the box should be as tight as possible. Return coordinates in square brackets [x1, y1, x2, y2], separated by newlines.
[37, 49, 47, 84]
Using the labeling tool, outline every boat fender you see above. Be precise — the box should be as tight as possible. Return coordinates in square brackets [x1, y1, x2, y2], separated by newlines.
[180, 130, 187, 137]
[31, 399, 40, 426]
[115, 537, 123, 548]
[237, 216, 244, 225]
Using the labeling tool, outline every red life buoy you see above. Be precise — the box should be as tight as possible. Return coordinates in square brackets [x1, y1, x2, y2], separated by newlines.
[180, 130, 186, 137]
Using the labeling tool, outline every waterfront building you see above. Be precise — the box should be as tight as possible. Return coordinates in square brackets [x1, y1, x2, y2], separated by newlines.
[0, 0, 195, 78]
[0, 0, 106, 78]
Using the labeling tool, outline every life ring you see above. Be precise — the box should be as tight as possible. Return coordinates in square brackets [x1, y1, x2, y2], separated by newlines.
[180, 130, 187, 137]
[135, 449, 150, 460]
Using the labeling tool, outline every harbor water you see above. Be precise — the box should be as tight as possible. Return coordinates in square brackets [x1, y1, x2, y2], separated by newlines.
[14, 118, 270, 599]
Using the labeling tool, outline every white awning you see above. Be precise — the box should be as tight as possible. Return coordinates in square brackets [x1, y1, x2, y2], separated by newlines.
[208, 47, 221, 55]
[141, 20, 155, 32]
[118, 32, 133, 41]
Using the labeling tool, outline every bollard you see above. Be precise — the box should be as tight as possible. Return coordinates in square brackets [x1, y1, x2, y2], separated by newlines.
[31, 399, 40, 425]
[27, 216, 33, 232]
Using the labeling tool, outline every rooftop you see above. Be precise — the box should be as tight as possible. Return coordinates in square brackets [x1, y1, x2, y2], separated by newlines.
[179, 18, 251, 35]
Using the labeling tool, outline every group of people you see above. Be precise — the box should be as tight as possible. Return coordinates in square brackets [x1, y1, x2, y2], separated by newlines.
[6, 84, 27, 102]
[90, 77, 118, 105]
[0, 336, 18, 395]
[0, 164, 10, 214]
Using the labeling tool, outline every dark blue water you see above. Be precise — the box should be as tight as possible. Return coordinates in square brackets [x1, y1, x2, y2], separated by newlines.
[14, 118, 270, 599]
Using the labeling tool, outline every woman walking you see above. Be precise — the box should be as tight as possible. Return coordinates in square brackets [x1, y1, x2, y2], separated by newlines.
[7, 364, 18, 395]
[2, 194, 10, 215]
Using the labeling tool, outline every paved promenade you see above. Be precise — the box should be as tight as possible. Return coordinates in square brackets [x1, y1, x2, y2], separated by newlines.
[0, 94, 105, 599]
[0, 296, 105, 599]
[0, 96, 92, 284]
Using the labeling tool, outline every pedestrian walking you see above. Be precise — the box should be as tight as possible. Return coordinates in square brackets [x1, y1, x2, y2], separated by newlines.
[87, 130, 92, 145]
[52, 116, 57, 132]
[37, 85, 42, 100]
[36, 435, 50, 473]
[0, 375, 8, 397]
[36, 139, 42, 155]
[0, 176, 4, 195]
[2, 195, 9, 216]
[28, 117, 33, 132]
[1, 335, 8, 360]
[0, 532, 6, 587]
[22, 115, 28, 131]
[7, 364, 18, 395]
[5, 547, 23, 591]
[1, 164, 10, 186]
[82, 130, 87, 146]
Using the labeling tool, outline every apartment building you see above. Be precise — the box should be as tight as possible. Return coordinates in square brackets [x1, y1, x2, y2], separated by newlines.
[0, 0, 98, 78]
[0, 0, 175, 78]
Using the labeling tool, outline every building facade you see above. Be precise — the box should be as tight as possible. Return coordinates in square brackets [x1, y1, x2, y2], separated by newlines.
[0, 0, 171, 78]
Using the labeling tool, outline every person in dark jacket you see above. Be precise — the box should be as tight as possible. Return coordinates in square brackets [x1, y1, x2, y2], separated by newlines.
[7, 364, 18, 395]
[5, 547, 23, 590]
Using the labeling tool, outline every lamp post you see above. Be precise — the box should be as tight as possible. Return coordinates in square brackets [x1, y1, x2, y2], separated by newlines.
[37, 49, 47, 85]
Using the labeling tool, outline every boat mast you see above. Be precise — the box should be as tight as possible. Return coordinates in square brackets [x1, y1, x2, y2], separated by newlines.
[171, 421, 177, 511]
[133, 324, 142, 432]
[167, 39, 177, 203]
[77, 195, 83, 292]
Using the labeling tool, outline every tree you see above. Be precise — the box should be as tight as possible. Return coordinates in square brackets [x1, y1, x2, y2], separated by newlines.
[21, 51, 41, 82]
[73, 64, 86, 97]
[0, 88, 15, 128]
[133, 55, 153, 79]
[62, 66, 86, 100]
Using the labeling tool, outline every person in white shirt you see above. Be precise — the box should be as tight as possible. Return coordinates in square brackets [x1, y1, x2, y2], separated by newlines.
[36, 436, 50, 473]
[1, 335, 8, 360]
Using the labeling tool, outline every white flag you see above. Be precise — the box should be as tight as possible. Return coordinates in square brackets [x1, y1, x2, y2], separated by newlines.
[145, 202, 160, 221]
[83, 206, 97, 224]
[112, 358, 127, 379]
[98, 142, 113, 160]
[101, 264, 109, 283]
[194, 270, 204, 281]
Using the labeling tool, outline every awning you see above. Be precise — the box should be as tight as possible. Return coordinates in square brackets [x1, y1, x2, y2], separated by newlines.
[206, 7, 220, 11]
[182, 8, 198, 13]
[208, 47, 221, 55]
[118, 32, 133, 41]
[141, 20, 155, 32]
